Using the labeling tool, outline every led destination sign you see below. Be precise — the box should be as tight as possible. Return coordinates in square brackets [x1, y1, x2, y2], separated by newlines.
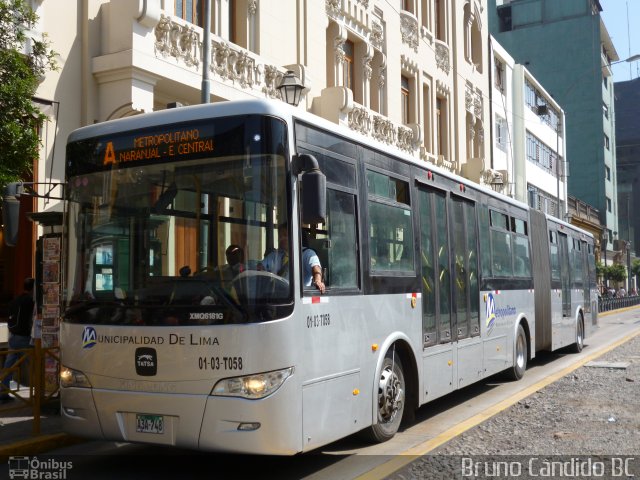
[66, 115, 287, 177]
[103, 127, 214, 166]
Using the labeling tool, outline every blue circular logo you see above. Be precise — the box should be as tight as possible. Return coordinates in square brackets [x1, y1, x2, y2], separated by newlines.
[486, 293, 496, 333]
[82, 326, 97, 349]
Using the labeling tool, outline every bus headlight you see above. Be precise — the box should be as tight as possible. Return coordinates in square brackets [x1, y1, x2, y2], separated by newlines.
[211, 367, 294, 399]
[60, 366, 92, 388]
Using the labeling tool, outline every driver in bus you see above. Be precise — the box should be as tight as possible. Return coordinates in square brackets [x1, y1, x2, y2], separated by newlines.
[219, 244, 245, 282]
[259, 223, 325, 293]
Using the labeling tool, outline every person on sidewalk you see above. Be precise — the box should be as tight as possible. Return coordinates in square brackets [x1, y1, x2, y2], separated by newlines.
[1, 277, 35, 403]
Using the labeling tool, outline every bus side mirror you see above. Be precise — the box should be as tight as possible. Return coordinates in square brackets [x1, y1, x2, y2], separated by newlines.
[2, 182, 23, 247]
[296, 154, 326, 224]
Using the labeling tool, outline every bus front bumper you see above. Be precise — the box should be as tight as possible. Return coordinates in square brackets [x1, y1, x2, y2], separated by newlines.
[60, 379, 301, 454]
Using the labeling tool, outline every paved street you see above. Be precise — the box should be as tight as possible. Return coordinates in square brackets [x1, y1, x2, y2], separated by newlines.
[1, 306, 638, 480]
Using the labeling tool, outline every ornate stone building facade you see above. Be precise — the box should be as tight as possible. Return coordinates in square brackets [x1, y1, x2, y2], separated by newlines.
[32, 0, 491, 187]
[0, 0, 492, 305]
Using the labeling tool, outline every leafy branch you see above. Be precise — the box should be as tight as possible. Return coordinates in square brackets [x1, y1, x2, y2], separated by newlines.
[0, 0, 57, 186]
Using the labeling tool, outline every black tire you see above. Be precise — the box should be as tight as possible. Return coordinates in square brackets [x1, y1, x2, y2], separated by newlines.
[506, 324, 528, 381]
[569, 315, 584, 353]
[363, 351, 406, 443]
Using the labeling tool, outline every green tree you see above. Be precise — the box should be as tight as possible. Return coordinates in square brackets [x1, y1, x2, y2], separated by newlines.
[632, 259, 640, 284]
[606, 264, 627, 284]
[596, 261, 606, 280]
[0, 0, 56, 186]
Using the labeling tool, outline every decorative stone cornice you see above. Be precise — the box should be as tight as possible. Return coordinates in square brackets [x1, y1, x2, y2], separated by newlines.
[326, 0, 341, 17]
[372, 115, 396, 145]
[474, 90, 483, 119]
[154, 14, 288, 101]
[465, 82, 474, 112]
[435, 41, 450, 74]
[154, 15, 200, 68]
[262, 65, 281, 98]
[396, 125, 415, 153]
[436, 79, 450, 97]
[401, 54, 419, 75]
[348, 105, 371, 134]
[327, 0, 377, 49]
[436, 155, 455, 172]
[400, 12, 419, 53]
[371, 20, 384, 50]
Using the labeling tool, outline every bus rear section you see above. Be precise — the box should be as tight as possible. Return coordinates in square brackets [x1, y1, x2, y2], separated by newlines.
[529, 210, 597, 354]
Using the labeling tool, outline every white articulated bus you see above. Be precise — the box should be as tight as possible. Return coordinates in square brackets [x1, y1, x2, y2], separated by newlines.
[60, 99, 597, 454]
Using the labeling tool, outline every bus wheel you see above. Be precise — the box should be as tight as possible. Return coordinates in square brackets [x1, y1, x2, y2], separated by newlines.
[365, 352, 405, 443]
[569, 315, 584, 353]
[507, 324, 528, 381]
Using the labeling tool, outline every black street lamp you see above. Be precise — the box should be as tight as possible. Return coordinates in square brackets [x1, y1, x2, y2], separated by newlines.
[276, 71, 304, 107]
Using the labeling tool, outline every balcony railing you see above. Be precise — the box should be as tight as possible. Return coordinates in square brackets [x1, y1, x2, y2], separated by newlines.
[568, 196, 600, 225]
[154, 14, 284, 99]
[347, 103, 421, 155]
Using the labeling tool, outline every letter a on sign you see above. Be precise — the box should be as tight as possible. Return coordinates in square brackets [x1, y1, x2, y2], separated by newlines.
[103, 141, 116, 165]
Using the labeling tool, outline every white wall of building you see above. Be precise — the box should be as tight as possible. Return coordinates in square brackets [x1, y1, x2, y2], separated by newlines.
[490, 36, 566, 218]
[28, 0, 494, 221]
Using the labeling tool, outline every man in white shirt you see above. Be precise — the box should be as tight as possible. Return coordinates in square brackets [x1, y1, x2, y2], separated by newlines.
[260, 223, 325, 293]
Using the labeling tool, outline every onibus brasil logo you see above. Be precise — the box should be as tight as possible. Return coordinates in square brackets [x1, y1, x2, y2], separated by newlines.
[8, 456, 73, 479]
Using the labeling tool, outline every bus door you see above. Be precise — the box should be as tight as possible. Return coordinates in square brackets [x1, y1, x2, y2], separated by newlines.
[450, 196, 480, 340]
[449, 195, 481, 387]
[417, 185, 454, 400]
[558, 233, 571, 317]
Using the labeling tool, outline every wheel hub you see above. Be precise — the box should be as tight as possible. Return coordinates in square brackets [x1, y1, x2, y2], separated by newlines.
[378, 365, 404, 422]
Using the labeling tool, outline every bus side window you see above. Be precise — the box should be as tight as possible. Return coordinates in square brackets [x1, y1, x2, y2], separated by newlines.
[302, 193, 358, 291]
[325, 189, 358, 289]
[297, 144, 359, 292]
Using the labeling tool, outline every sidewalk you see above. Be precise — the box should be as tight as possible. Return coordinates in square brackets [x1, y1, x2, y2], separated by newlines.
[0, 397, 83, 462]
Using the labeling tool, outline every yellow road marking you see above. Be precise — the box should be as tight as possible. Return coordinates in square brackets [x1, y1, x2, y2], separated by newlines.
[358, 315, 640, 480]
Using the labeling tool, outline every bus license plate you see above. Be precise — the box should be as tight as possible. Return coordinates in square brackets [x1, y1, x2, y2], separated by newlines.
[136, 414, 164, 434]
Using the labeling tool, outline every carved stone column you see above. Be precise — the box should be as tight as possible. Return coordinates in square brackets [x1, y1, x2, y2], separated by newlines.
[360, 42, 374, 108]
[372, 52, 387, 114]
[328, 22, 348, 88]
[248, 0, 258, 53]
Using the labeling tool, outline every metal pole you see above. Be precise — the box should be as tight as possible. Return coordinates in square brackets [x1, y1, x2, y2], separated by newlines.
[627, 242, 632, 292]
[201, 0, 212, 104]
[556, 122, 560, 219]
[604, 237, 607, 289]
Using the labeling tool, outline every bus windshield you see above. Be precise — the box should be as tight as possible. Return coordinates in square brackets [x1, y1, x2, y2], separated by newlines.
[64, 115, 292, 326]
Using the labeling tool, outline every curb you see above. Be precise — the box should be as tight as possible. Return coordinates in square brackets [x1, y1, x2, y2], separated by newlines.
[357, 326, 640, 480]
[0, 433, 85, 464]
